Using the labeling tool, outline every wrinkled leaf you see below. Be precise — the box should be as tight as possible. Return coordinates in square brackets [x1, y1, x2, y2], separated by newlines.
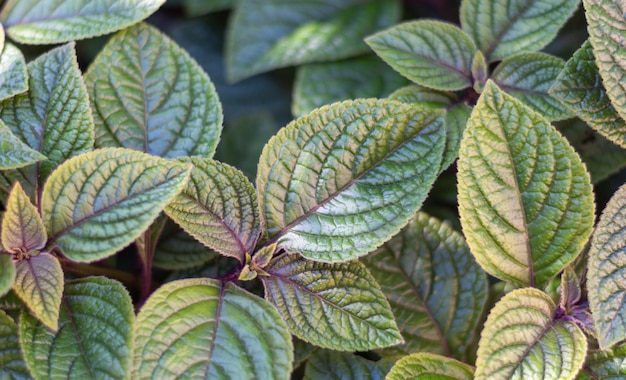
[257, 99, 445, 263]
[134, 278, 293, 379]
[86, 22, 222, 159]
[366, 20, 476, 91]
[475, 288, 587, 380]
[388, 85, 456, 107]
[0, 0, 166, 44]
[20, 277, 133, 380]
[0, 255, 14, 299]
[262, 253, 402, 351]
[153, 222, 217, 270]
[0, 43, 27, 102]
[1, 182, 46, 252]
[386, 353, 474, 380]
[458, 81, 595, 288]
[42, 148, 191, 262]
[0, 309, 29, 379]
[303, 350, 392, 380]
[577, 345, 626, 379]
[0, 120, 45, 171]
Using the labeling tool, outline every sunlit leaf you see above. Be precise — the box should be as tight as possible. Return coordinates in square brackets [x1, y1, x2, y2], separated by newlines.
[0, 309, 29, 379]
[303, 350, 392, 380]
[386, 353, 474, 380]
[0, 255, 14, 299]
[1, 182, 46, 252]
[0, 120, 45, 171]
[577, 344, 626, 379]
[0, 43, 27, 102]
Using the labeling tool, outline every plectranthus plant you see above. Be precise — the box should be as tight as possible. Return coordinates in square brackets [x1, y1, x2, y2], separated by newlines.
[0, 0, 626, 379]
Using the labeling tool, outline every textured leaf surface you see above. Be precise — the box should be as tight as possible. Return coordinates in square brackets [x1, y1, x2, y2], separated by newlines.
[42, 148, 190, 262]
[588, 183, 626, 349]
[226, 0, 400, 82]
[20, 277, 133, 380]
[460, 0, 579, 61]
[153, 223, 218, 270]
[303, 350, 392, 380]
[0, 43, 27, 102]
[165, 158, 260, 262]
[0, 255, 14, 299]
[86, 22, 222, 158]
[458, 81, 594, 288]
[0, 120, 45, 170]
[550, 40, 626, 148]
[0, 309, 29, 379]
[1, 182, 46, 252]
[134, 278, 293, 379]
[388, 85, 456, 107]
[257, 99, 445, 263]
[366, 20, 476, 91]
[577, 345, 626, 379]
[492, 52, 572, 120]
[0, 0, 166, 44]
[262, 253, 402, 351]
[292, 55, 407, 116]
[475, 288, 587, 380]
[363, 213, 487, 359]
[386, 353, 474, 380]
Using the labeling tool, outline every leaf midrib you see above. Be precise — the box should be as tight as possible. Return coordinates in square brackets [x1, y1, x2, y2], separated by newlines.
[484, 0, 535, 61]
[60, 298, 97, 379]
[203, 282, 225, 377]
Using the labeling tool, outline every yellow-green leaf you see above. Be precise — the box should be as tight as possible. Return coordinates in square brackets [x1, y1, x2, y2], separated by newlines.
[1, 182, 46, 252]
[386, 353, 474, 380]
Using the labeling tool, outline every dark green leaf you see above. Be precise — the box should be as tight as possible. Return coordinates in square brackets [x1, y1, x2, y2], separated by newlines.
[1, 182, 46, 252]
[182, 0, 237, 16]
[0, 309, 29, 379]
[153, 222, 218, 270]
[386, 353, 474, 380]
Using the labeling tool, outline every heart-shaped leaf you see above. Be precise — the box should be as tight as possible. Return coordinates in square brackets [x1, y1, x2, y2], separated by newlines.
[1, 182, 46, 252]
[386, 353, 474, 380]
[0, 310, 29, 379]
[0, 43, 27, 102]
[0, 120, 45, 170]
[303, 350, 393, 380]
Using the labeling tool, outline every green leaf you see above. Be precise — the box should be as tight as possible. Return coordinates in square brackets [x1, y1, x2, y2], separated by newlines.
[153, 222, 218, 270]
[292, 55, 407, 116]
[164, 158, 260, 262]
[386, 353, 474, 380]
[363, 212, 488, 359]
[549, 40, 626, 148]
[475, 288, 587, 380]
[42, 148, 191, 262]
[0, 309, 29, 379]
[303, 350, 392, 380]
[257, 99, 445, 263]
[262, 253, 402, 351]
[366, 20, 476, 91]
[583, 0, 626, 124]
[442, 104, 471, 172]
[12, 252, 62, 331]
[388, 85, 456, 107]
[85, 22, 222, 158]
[0, 43, 27, 102]
[1, 182, 46, 252]
[182, 0, 237, 16]
[20, 277, 133, 380]
[133, 278, 293, 379]
[492, 52, 573, 121]
[472, 50, 488, 93]
[226, 0, 401, 82]
[0, 255, 14, 298]
[458, 81, 595, 288]
[0, 120, 45, 170]
[460, 0, 579, 61]
[293, 337, 318, 369]
[577, 345, 626, 379]
[588, 183, 626, 349]
[0, 0, 166, 44]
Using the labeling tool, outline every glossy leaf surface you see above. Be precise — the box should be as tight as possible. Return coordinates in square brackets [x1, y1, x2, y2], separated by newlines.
[0, 120, 45, 170]
[1, 182, 46, 252]
[0, 43, 27, 102]
[0, 310, 29, 379]
[386, 353, 474, 380]
[303, 350, 392, 380]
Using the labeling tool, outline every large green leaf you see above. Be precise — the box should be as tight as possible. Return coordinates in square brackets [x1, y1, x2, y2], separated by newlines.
[550, 40, 626, 148]
[292, 55, 407, 116]
[386, 353, 474, 380]
[0, 43, 27, 102]
[42, 148, 190, 262]
[366, 20, 476, 91]
[20, 277, 133, 380]
[0, 309, 29, 379]
[460, 0, 579, 61]
[226, 0, 400, 82]
[164, 158, 260, 262]
[85, 22, 222, 158]
[588, 183, 626, 349]
[584, 0, 626, 124]
[303, 350, 392, 380]
[0, 255, 14, 298]
[1, 182, 46, 252]
[363, 212, 488, 360]
[262, 253, 402, 351]
[0, 120, 45, 170]
[0, 0, 166, 44]
[475, 288, 587, 380]
[491, 52, 572, 121]
[134, 278, 293, 379]
[12, 252, 62, 331]
[153, 222, 218, 270]
[257, 99, 445, 263]
[458, 81, 595, 288]
[577, 345, 626, 379]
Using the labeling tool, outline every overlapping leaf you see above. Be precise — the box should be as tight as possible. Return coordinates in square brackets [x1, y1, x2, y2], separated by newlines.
[363, 212, 487, 359]
[42, 148, 190, 262]
[0, 310, 29, 379]
[226, 0, 400, 82]
[85, 22, 222, 158]
[0, 43, 27, 102]
[550, 40, 626, 148]
[458, 81, 595, 288]
[257, 99, 445, 263]
[1, 183, 46, 252]
[292, 55, 407, 116]
[460, 0, 579, 61]
[262, 254, 402, 351]
[588, 183, 626, 349]
[366, 20, 476, 91]
[134, 278, 293, 379]
[153, 223, 218, 270]
[386, 353, 474, 380]
[475, 288, 587, 380]
[0, 121, 45, 170]
[303, 350, 392, 380]
[492, 52, 572, 120]
[577, 344, 626, 379]
[0, 0, 166, 44]
[20, 277, 134, 380]
[388, 85, 456, 107]
[164, 158, 260, 262]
